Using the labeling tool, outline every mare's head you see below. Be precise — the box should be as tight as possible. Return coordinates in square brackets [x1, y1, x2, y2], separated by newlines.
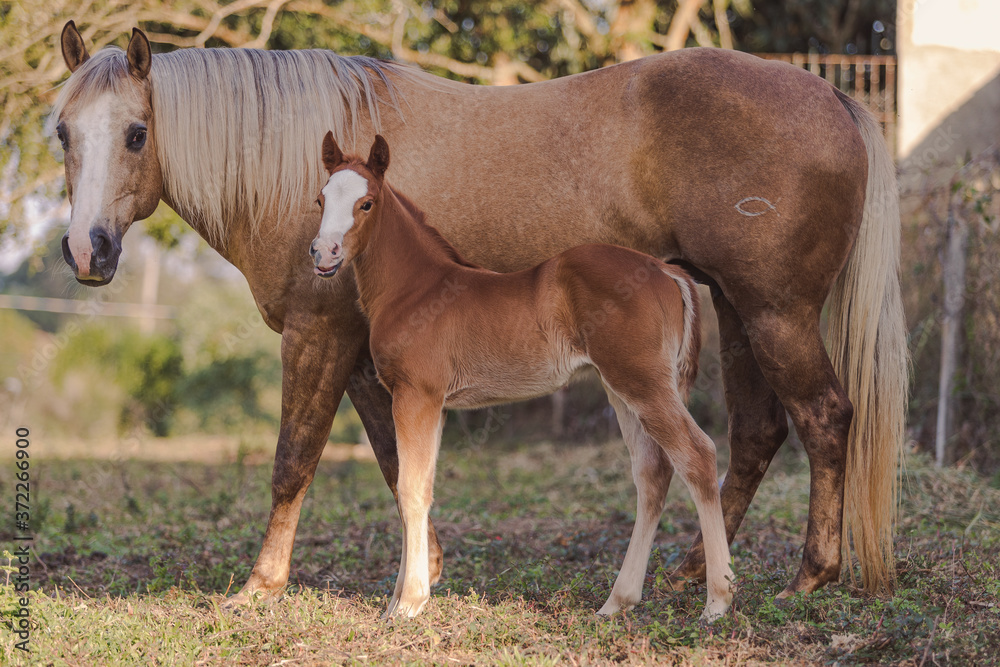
[310, 132, 390, 278]
[53, 22, 162, 285]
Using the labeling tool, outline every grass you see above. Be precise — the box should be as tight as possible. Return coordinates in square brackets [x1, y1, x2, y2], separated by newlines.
[1, 437, 999, 665]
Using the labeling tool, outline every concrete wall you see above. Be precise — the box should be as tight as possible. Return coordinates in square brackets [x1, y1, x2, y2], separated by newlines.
[898, 0, 1000, 170]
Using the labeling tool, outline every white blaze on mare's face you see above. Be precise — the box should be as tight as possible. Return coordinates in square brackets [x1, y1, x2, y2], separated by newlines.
[317, 169, 369, 252]
[66, 94, 116, 276]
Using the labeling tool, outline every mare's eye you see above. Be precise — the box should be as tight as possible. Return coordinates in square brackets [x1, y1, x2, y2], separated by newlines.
[360, 201, 373, 212]
[128, 126, 147, 150]
[56, 125, 68, 150]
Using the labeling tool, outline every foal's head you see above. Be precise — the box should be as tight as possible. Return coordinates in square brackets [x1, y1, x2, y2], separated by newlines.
[310, 132, 389, 278]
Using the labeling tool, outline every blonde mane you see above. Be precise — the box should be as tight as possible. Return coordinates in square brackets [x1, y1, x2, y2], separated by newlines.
[51, 46, 410, 243]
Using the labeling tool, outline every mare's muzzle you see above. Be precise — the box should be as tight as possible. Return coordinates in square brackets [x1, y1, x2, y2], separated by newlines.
[61, 226, 123, 286]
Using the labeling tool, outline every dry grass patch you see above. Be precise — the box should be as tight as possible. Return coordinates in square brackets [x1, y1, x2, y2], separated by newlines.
[1, 439, 998, 664]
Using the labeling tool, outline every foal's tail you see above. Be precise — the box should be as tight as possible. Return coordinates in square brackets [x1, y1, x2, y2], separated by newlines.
[663, 266, 701, 401]
[828, 92, 909, 595]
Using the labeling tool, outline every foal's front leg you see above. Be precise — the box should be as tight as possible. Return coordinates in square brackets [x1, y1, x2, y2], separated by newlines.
[385, 388, 445, 619]
[348, 349, 446, 587]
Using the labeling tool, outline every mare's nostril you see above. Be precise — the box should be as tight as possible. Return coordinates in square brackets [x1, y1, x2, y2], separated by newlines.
[61, 233, 77, 270]
[91, 227, 111, 258]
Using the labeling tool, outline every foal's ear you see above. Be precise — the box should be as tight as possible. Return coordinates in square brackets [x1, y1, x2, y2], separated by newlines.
[367, 135, 390, 180]
[126, 28, 152, 80]
[61, 21, 90, 73]
[322, 131, 343, 173]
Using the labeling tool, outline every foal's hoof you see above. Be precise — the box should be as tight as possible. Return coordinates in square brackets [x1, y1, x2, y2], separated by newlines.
[699, 606, 727, 624]
[219, 587, 284, 611]
[596, 593, 638, 616]
[662, 572, 697, 592]
[382, 595, 428, 620]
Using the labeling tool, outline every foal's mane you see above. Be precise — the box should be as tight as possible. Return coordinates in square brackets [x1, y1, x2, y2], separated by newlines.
[52, 45, 415, 244]
[391, 188, 480, 269]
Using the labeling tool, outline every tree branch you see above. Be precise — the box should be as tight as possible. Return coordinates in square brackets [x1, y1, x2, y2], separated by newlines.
[244, 0, 292, 49]
[194, 0, 269, 47]
[713, 0, 734, 50]
[664, 0, 707, 51]
[285, 0, 547, 83]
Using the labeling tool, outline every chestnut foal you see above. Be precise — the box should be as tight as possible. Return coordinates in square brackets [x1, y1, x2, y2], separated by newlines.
[311, 133, 734, 620]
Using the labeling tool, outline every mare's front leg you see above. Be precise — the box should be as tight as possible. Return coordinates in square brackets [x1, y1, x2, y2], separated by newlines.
[384, 387, 445, 619]
[347, 349, 445, 587]
[224, 306, 367, 607]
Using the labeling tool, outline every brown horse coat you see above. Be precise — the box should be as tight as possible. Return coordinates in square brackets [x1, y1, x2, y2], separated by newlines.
[311, 134, 733, 620]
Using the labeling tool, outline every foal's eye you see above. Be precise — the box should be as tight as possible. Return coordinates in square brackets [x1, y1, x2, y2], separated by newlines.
[316, 198, 322, 208]
[128, 126, 147, 150]
[360, 201, 373, 212]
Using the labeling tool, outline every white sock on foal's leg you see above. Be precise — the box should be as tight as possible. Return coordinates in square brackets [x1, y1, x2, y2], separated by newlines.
[599, 394, 672, 616]
[386, 393, 442, 619]
[680, 420, 734, 621]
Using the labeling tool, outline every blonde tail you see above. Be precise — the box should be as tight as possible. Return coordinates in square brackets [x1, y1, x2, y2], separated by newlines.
[828, 93, 909, 594]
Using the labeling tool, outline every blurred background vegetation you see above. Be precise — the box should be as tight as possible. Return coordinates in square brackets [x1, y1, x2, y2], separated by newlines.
[1, 0, 996, 476]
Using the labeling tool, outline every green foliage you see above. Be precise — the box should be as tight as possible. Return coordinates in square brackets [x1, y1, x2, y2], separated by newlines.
[330, 396, 365, 444]
[177, 352, 280, 433]
[52, 325, 183, 436]
[169, 280, 282, 435]
[143, 202, 188, 249]
[0, 309, 39, 380]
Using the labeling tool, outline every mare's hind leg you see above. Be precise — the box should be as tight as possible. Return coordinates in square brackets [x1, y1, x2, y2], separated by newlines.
[384, 387, 445, 619]
[670, 289, 788, 584]
[597, 390, 674, 616]
[743, 308, 853, 597]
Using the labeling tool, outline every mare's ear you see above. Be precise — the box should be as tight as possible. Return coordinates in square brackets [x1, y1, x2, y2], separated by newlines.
[367, 135, 390, 180]
[322, 131, 343, 173]
[126, 28, 152, 80]
[61, 21, 90, 73]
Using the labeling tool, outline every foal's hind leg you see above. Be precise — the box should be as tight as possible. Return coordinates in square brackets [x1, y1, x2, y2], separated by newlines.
[597, 390, 673, 616]
[604, 374, 734, 620]
[670, 290, 788, 585]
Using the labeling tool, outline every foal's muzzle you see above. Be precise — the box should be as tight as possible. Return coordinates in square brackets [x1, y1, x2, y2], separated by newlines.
[61, 226, 123, 286]
[310, 238, 343, 278]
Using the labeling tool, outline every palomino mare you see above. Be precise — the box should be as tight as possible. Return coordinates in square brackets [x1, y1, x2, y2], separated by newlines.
[311, 132, 734, 619]
[53, 22, 906, 606]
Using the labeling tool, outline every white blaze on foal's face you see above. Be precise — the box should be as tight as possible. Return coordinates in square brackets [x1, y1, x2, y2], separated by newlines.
[312, 168, 370, 277]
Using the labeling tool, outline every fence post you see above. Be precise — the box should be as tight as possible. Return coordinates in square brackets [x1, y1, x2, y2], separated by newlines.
[935, 187, 969, 467]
